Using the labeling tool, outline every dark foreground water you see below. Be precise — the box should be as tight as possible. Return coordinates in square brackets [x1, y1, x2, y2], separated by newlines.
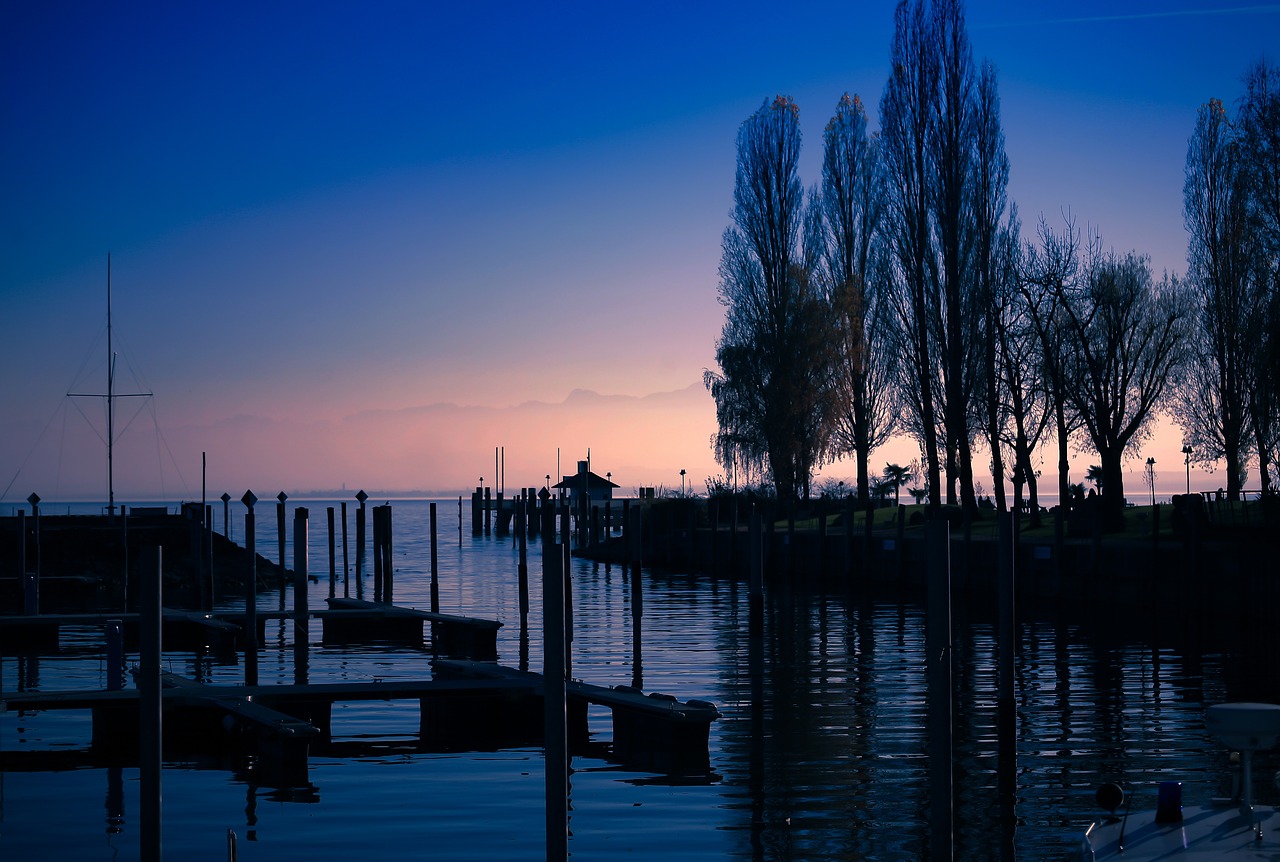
[3, 498, 1279, 860]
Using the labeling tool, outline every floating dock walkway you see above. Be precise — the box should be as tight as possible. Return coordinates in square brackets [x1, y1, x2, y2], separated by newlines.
[0, 599, 501, 659]
[1, 659, 720, 782]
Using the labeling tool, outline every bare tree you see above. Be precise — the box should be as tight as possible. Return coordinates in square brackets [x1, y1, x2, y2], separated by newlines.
[812, 93, 895, 503]
[930, 0, 981, 512]
[972, 58, 1011, 511]
[1059, 246, 1190, 528]
[1019, 216, 1086, 512]
[880, 0, 943, 508]
[1175, 96, 1264, 500]
[706, 96, 840, 503]
[1238, 61, 1280, 491]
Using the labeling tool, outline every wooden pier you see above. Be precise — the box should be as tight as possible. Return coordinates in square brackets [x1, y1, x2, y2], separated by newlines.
[0, 600, 501, 659]
[1, 657, 721, 784]
[434, 659, 722, 772]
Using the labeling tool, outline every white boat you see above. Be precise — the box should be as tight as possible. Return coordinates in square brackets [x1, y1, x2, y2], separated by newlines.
[1077, 702, 1280, 859]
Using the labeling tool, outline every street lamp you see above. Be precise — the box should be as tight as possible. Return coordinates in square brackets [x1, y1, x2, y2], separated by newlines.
[1145, 457, 1156, 507]
[1182, 445, 1193, 495]
[680, 469, 686, 496]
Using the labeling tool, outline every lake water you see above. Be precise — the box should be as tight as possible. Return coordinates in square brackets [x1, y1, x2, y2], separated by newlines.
[3, 498, 1279, 860]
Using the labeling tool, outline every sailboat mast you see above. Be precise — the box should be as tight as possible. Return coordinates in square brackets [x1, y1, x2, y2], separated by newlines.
[107, 253, 115, 515]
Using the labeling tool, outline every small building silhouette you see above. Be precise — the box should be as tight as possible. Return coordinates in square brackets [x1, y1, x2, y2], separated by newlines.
[553, 460, 618, 504]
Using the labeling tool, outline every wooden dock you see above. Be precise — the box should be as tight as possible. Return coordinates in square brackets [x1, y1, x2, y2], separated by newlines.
[434, 659, 721, 772]
[0, 600, 502, 659]
[2, 655, 721, 783]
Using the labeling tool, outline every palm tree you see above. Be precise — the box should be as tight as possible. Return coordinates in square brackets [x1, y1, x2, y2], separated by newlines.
[882, 463, 913, 507]
[1086, 464, 1104, 495]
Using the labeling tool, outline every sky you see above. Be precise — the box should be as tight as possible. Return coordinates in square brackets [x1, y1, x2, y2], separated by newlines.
[3, 1, 1278, 504]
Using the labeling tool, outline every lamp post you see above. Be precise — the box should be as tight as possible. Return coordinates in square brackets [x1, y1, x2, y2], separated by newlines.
[680, 469, 686, 497]
[1182, 445, 1192, 495]
[1145, 457, 1156, 507]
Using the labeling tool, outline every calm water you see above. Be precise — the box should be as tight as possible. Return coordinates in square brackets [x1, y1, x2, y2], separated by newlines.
[3, 498, 1279, 860]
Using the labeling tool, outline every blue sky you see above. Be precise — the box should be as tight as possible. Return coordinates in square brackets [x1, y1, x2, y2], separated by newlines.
[2, 1, 1278, 500]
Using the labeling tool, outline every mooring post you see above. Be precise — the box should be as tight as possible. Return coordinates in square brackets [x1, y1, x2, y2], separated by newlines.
[18, 509, 27, 604]
[106, 619, 124, 691]
[430, 502, 440, 614]
[560, 503, 573, 678]
[926, 519, 954, 861]
[327, 506, 336, 600]
[517, 497, 529, 620]
[293, 507, 309, 687]
[484, 486, 492, 536]
[543, 537, 569, 860]
[372, 504, 383, 603]
[997, 511, 1017, 861]
[384, 504, 394, 605]
[222, 492, 231, 540]
[243, 491, 259, 686]
[355, 490, 368, 599]
[341, 501, 350, 598]
[139, 546, 163, 862]
[29, 493, 41, 602]
[276, 492, 288, 596]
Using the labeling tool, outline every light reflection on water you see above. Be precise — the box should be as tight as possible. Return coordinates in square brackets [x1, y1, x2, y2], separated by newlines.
[2, 499, 1279, 860]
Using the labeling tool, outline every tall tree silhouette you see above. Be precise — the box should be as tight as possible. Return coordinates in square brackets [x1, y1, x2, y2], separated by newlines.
[707, 96, 840, 502]
[811, 92, 895, 504]
[1176, 96, 1265, 500]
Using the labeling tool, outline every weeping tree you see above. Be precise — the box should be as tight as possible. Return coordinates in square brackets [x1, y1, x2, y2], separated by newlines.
[706, 96, 843, 503]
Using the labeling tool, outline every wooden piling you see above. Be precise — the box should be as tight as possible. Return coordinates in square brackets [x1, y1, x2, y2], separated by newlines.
[372, 505, 383, 603]
[383, 505, 394, 605]
[926, 519, 953, 861]
[997, 511, 1017, 861]
[106, 619, 124, 691]
[355, 493, 367, 600]
[341, 501, 350, 599]
[276, 494, 287, 594]
[293, 507, 309, 686]
[542, 539, 569, 860]
[327, 507, 336, 600]
[243, 494, 259, 687]
[430, 502, 440, 614]
[517, 497, 529, 620]
[139, 546, 162, 862]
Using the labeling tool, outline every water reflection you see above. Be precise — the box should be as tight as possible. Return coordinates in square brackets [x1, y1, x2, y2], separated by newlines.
[4, 500, 1280, 861]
